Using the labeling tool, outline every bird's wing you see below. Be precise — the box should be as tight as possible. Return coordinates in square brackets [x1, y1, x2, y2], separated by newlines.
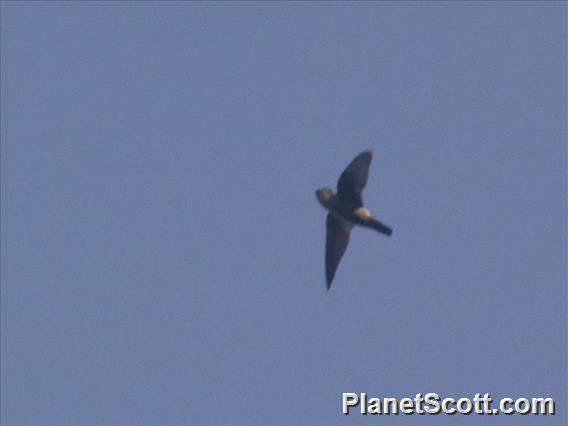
[336, 151, 373, 206]
[325, 213, 350, 290]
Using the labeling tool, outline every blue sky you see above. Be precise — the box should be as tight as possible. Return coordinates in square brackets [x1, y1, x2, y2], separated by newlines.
[1, 2, 566, 424]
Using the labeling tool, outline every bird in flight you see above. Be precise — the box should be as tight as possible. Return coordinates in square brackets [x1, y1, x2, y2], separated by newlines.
[315, 151, 392, 290]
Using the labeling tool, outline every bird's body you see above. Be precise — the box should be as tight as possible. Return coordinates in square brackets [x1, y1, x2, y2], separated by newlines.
[315, 151, 392, 290]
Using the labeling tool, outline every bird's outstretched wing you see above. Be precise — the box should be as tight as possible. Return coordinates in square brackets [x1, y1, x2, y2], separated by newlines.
[325, 213, 350, 290]
[337, 151, 373, 206]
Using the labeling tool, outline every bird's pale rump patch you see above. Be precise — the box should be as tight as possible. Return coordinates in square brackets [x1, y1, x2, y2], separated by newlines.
[354, 207, 372, 220]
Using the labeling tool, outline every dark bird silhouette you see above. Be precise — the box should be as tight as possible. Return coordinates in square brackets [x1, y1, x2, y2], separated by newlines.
[315, 151, 392, 290]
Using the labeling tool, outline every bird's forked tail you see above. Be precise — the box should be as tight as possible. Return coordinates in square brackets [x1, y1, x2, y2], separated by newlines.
[368, 218, 393, 236]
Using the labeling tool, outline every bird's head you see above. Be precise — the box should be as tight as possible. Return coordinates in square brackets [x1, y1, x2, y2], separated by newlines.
[315, 188, 335, 208]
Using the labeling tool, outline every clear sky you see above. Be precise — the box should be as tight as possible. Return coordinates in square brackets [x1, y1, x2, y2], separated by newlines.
[1, 2, 566, 425]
